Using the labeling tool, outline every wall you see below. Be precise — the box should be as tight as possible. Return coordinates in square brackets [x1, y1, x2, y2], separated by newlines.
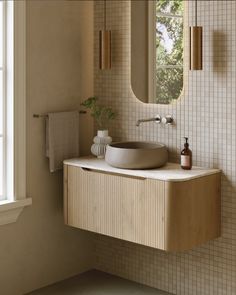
[94, 1, 236, 294]
[0, 1, 94, 295]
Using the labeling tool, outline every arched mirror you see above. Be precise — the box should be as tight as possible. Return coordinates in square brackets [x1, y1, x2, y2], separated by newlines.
[131, 0, 184, 104]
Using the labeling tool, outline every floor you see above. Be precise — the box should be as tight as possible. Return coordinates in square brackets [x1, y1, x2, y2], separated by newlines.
[26, 270, 171, 295]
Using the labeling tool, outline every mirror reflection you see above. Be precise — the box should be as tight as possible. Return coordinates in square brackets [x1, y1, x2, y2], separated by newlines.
[131, 0, 184, 104]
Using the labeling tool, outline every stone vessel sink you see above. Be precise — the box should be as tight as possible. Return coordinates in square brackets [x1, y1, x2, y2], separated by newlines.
[105, 141, 168, 169]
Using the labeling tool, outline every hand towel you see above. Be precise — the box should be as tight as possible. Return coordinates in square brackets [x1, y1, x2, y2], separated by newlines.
[46, 111, 79, 172]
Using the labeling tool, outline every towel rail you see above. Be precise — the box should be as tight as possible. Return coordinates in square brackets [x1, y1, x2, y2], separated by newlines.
[33, 110, 86, 118]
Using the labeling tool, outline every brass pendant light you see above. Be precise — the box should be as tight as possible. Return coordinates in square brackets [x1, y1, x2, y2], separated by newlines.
[99, 0, 111, 70]
[190, 0, 203, 70]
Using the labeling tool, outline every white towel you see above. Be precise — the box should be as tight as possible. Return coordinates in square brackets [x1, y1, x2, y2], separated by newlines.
[46, 111, 79, 172]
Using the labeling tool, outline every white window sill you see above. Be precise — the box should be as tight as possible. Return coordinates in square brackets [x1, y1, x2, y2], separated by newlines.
[0, 198, 32, 225]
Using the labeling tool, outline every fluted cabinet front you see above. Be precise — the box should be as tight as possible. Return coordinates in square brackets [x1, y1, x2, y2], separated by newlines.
[64, 165, 166, 249]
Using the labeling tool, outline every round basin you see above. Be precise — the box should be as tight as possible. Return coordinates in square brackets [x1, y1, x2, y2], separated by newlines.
[105, 141, 168, 169]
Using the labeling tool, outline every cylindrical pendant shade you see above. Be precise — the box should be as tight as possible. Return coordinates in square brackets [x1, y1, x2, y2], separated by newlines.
[99, 30, 111, 70]
[190, 26, 202, 70]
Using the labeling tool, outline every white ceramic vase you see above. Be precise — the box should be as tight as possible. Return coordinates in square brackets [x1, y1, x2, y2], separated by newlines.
[91, 130, 112, 159]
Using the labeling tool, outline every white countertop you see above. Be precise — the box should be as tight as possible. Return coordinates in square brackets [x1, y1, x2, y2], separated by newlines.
[64, 157, 221, 182]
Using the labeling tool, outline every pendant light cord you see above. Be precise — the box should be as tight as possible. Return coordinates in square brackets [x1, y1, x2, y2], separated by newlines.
[195, 0, 197, 26]
[104, 0, 106, 30]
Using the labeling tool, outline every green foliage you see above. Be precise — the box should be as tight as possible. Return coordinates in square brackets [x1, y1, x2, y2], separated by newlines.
[81, 97, 116, 129]
[156, 68, 183, 104]
[157, 0, 183, 16]
[156, 0, 183, 104]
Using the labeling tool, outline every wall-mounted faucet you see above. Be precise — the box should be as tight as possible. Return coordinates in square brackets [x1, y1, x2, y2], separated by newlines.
[136, 115, 161, 127]
[136, 114, 174, 127]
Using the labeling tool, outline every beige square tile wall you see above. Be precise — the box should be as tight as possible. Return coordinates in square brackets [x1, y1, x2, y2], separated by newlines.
[94, 1, 236, 294]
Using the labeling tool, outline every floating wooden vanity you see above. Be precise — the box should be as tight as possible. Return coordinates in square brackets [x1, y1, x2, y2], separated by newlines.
[64, 157, 221, 252]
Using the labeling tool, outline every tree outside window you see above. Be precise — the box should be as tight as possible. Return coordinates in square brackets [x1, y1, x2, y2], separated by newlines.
[156, 0, 183, 104]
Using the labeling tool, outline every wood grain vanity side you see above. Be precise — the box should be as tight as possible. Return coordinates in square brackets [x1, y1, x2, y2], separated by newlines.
[164, 173, 221, 252]
[63, 164, 68, 224]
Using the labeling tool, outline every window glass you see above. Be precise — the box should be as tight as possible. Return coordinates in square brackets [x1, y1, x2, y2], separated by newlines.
[0, 68, 2, 135]
[0, 1, 3, 198]
[0, 1, 3, 67]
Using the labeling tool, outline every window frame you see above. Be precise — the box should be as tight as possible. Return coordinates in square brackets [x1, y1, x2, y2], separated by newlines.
[0, 0, 7, 202]
[148, 0, 184, 104]
[0, 0, 31, 226]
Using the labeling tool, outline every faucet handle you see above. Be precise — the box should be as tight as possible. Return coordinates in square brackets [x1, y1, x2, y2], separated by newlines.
[154, 114, 161, 124]
[161, 115, 174, 125]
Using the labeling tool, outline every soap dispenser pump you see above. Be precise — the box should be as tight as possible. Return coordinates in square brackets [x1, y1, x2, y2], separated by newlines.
[181, 137, 192, 170]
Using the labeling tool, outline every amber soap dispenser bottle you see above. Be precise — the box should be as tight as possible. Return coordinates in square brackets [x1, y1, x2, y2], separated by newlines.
[181, 137, 192, 170]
